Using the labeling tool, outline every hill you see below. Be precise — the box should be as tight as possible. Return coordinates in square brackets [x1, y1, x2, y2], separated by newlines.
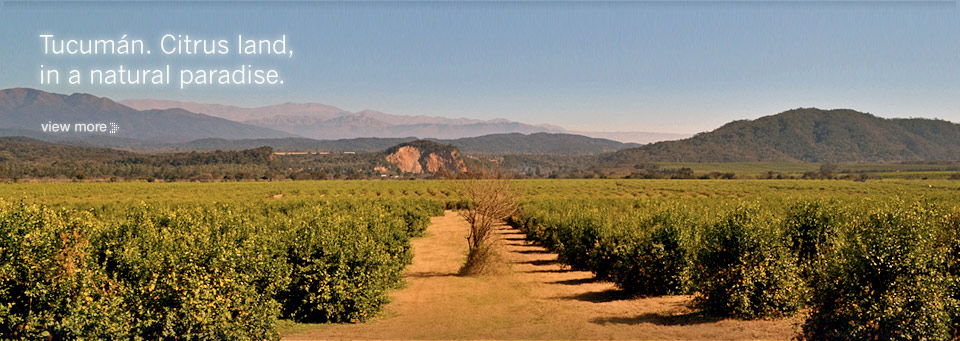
[0, 88, 293, 143]
[384, 140, 467, 174]
[599, 108, 960, 166]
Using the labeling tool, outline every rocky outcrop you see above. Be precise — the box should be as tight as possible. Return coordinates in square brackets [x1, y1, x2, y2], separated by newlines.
[384, 140, 466, 175]
[386, 146, 424, 173]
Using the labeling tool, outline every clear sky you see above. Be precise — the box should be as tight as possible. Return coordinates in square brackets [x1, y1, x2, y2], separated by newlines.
[1, 1, 958, 133]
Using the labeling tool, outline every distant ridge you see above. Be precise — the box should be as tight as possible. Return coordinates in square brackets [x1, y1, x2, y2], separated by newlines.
[120, 98, 684, 143]
[121, 98, 567, 140]
[177, 133, 637, 156]
[0, 129, 639, 156]
[571, 131, 692, 145]
[445, 133, 638, 155]
[600, 108, 960, 165]
[0, 88, 293, 143]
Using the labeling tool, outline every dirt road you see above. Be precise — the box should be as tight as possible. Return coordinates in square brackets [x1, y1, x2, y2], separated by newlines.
[283, 211, 799, 340]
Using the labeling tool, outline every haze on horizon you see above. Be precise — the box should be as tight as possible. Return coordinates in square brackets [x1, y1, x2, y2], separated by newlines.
[1, 1, 958, 134]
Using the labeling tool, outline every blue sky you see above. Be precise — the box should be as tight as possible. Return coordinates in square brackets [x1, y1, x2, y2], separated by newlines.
[1, 1, 958, 133]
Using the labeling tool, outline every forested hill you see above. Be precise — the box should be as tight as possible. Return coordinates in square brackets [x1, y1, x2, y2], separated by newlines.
[599, 108, 960, 165]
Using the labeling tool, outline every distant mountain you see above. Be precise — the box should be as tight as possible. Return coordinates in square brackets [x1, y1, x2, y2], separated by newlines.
[244, 113, 393, 139]
[1, 129, 637, 156]
[119, 99, 352, 121]
[189, 133, 636, 155]
[571, 131, 692, 145]
[179, 137, 416, 153]
[121, 98, 673, 142]
[599, 108, 960, 166]
[181, 133, 637, 155]
[444, 133, 639, 155]
[121, 98, 564, 140]
[238, 113, 568, 140]
[0, 88, 293, 143]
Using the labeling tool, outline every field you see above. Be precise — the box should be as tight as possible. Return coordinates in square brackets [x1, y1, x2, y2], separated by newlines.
[3, 178, 960, 339]
[4, 178, 959, 205]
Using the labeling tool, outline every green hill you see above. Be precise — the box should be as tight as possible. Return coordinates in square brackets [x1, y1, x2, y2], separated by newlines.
[600, 108, 960, 166]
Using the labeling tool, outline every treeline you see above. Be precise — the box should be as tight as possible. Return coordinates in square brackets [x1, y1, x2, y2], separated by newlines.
[510, 198, 960, 339]
[0, 137, 405, 181]
[3, 137, 958, 182]
[0, 198, 445, 339]
[0, 137, 612, 181]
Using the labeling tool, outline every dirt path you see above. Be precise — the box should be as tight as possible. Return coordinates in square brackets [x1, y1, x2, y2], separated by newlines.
[283, 211, 799, 340]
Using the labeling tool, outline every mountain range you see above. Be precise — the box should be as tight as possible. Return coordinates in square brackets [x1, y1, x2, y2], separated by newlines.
[0, 88, 650, 155]
[0, 129, 638, 156]
[599, 108, 960, 166]
[4, 88, 959, 166]
[119, 98, 688, 143]
[0, 88, 292, 143]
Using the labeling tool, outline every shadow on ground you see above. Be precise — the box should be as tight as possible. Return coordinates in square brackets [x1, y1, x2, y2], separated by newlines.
[559, 288, 635, 303]
[406, 271, 457, 278]
[590, 311, 723, 326]
[524, 268, 576, 274]
[515, 249, 551, 255]
[549, 277, 598, 286]
[519, 259, 557, 266]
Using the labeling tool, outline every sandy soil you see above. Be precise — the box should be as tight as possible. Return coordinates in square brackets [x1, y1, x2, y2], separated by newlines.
[283, 211, 800, 340]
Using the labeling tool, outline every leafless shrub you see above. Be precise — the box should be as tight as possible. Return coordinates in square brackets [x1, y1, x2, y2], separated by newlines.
[457, 169, 518, 276]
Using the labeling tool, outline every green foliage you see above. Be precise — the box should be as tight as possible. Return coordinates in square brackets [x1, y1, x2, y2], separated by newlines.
[511, 200, 696, 295]
[693, 207, 803, 319]
[802, 204, 952, 340]
[279, 211, 401, 322]
[0, 203, 129, 339]
[553, 216, 604, 271]
[601, 108, 960, 164]
[507, 181, 960, 336]
[941, 209, 960, 337]
[607, 210, 690, 296]
[0, 197, 444, 339]
[783, 201, 848, 284]
[5, 179, 960, 339]
[94, 205, 286, 339]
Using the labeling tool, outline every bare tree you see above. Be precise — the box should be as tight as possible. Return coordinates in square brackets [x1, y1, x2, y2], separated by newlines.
[457, 170, 518, 276]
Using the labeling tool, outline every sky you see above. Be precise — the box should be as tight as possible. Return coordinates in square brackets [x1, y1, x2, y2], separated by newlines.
[1, 1, 958, 134]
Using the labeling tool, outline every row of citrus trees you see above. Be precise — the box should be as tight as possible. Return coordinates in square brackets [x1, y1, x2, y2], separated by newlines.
[0, 198, 444, 340]
[509, 197, 960, 339]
